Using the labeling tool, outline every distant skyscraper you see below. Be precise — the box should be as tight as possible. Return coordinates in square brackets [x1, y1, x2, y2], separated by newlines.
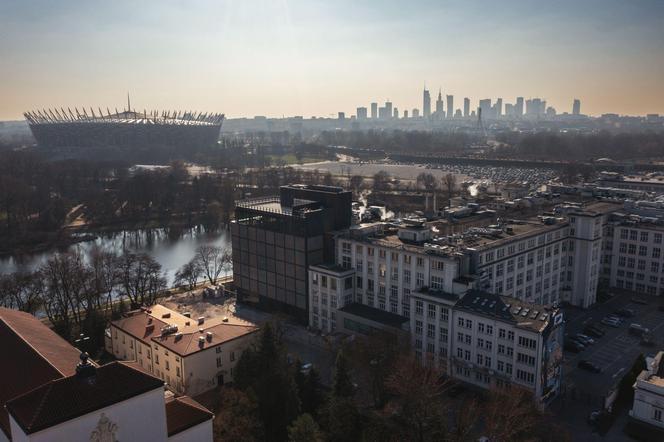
[338, 112, 345, 120]
[394, 107, 399, 119]
[573, 99, 581, 115]
[463, 98, 470, 118]
[505, 103, 514, 118]
[515, 97, 524, 117]
[423, 88, 431, 118]
[479, 99, 492, 120]
[435, 90, 444, 117]
[494, 98, 503, 118]
[412, 108, 420, 118]
[356, 107, 368, 120]
[404, 109, 409, 119]
[385, 101, 393, 119]
[446, 95, 454, 119]
[371, 102, 378, 119]
[378, 106, 388, 119]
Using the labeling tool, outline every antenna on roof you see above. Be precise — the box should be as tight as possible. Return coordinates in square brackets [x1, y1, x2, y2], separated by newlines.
[127, 92, 131, 113]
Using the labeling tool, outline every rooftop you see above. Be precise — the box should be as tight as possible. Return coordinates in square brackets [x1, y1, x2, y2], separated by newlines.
[309, 263, 355, 275]
[6, 361, 165, 435]
[455, 290, 559, 333]
[338, 303, 409, 328]
[111, 305, 259, 357]
[0, 308, 82, 439]
[165, 396, 214, 437]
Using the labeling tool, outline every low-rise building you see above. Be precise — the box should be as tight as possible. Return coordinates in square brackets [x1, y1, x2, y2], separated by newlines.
[107, 304, 258, 396]
[629, 351, 664, 436]
[0, 307, 212, 442]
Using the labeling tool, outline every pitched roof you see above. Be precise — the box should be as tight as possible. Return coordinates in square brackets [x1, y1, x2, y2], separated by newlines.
[165, 396, 213, 436]
[0, 308, 81, 439]
[111, 305, 259, 356]
[156, 322, 258, 356]
[6, 361, 164, 435]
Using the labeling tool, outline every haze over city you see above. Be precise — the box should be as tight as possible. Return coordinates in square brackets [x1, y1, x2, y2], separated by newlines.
[1, 0, 664, 120]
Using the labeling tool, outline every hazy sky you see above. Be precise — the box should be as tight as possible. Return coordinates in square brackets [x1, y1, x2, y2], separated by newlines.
[1, 0, 663, 120]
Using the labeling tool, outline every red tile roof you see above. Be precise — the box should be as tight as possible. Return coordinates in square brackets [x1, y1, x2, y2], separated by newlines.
[6, 361, 165, 435]
[165, 396, 213, 436]
[0, 308, 81, 439]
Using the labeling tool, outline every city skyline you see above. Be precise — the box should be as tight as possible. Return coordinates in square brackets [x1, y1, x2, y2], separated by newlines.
[1, 0, 663, 120]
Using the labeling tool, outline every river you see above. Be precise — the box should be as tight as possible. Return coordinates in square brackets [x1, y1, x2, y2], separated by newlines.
[0, 227, 232, 285]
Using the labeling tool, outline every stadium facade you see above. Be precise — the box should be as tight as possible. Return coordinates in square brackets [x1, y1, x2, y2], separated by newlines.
[24, 105, 224, 150]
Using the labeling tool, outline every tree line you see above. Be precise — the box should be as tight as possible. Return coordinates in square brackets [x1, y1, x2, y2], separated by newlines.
[212, 325, 569, 442]
[0, 244, 231, 347]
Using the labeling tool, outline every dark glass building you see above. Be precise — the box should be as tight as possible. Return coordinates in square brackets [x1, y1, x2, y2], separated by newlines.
[230, 185, 352, 322]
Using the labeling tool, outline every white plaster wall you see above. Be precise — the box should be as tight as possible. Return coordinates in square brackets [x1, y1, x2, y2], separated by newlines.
[167, 419, 213, 442]
[9, 388, 167, 442]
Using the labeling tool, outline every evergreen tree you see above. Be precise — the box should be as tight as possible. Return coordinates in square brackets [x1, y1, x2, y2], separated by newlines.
[288, 414, 323, 442]
[333, 350, 355, 398]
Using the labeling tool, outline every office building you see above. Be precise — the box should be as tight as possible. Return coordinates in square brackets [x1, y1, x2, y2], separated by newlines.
[0, 307, 213, 442]
[494, 98, 503, 118]
[423, 88, 431, 118]
[403, 109, 409, 119]
[446, 95, 454, 119]
[307, 218, 565, 402]
[573, 99, 581, 116]
[356, 107, 368, 120]
[412, 108, 420, 118]
[371, 102, 378, 119]
[338, 112, 345, 120]
[231, 185, 352, 322]
[504, 103, 514, 118]
[394, 107, 399, 119]
[463, 98, 470, 118]
[107, 304, 259, 396]
[479, 99, 492, 120]
[515, 97, 524, 117]
[385, 101, 393, 120]
[435, 90, 444, 117]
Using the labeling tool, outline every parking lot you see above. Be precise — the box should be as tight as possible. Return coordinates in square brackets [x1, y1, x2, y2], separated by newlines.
[552, 291, 664, 440]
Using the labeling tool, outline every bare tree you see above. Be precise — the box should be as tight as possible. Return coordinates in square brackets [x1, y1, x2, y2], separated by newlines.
[174, 258, 203, 290]
[416, 172, 437, 192]
[116, 252, 166, 308]
[349, 175, 364, 195]
[385, 355, 453, 442]
[88, 246, 119, 314]
[442, 173, 456, 208]
[37, 251, 91, 339]
[196, 245, 232, 285]
[0, 272, 40, 313]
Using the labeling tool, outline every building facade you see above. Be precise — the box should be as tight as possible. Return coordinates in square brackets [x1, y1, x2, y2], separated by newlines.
[107, 304, 258, 396]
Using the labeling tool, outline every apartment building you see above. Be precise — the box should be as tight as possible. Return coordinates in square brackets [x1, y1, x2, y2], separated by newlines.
[410, 289, 563, 402]
[107, 305, 258, 396]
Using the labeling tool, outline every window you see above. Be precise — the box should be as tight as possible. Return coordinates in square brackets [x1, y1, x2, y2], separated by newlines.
[431, 275, 444, 289]
[230, 352, 235, 361]
[486, 325, 493, 335]
[176, 367, 181, 377]
[427, 324, 436, 338]
[517, 353, 536, 366]
[415, 320, 423, 335]
[428, 304, 437, 319]
[508, 331, 514, 341]
[165, 360, 170, 370]
[432, 260, 445, 271]
[403, 269, 411, 284]
[478, 323, 485, 333]
[518, 336, 537, 349]
[641, 231, 649, 242]
[216, 346, 222, 354]
[654, 408, 663, 422]
[217, 357, 222, 368]
[415, 300, 424, 316]
[416, 272, 424, 287]
[516, 369, 535, 384]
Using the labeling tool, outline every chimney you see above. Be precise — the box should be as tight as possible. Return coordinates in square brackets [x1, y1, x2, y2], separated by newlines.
[197, 316, 205, 325]
[198, 336, 205, 347]
[206, 332, 213, 342]
[75, 352, 96, 379]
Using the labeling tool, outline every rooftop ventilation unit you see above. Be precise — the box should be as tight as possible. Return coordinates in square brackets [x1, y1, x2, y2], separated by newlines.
[222, 317, 229, 322]
[162, 313, 171, 319]
[174, 332, 183, 341]
[198, 316, 205, 325]
[183, 312, 191, 318]
[206, 332, 213, 341]
[198, 336, 205, 346]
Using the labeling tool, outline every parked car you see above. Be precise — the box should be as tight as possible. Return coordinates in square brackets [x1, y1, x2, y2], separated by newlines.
[575, 334, 595, 345]
[629, 324, 650, 336]
[583, 325, 605, 338]
[614, 308, 635, 318]
[631, 297, 648, 305]
[606, 314, 623, 322]
[578, 360, 602, 373]
[601, 317, 620, 327]
[564, 339, 585, 353]
[300, 362, 313, 374]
